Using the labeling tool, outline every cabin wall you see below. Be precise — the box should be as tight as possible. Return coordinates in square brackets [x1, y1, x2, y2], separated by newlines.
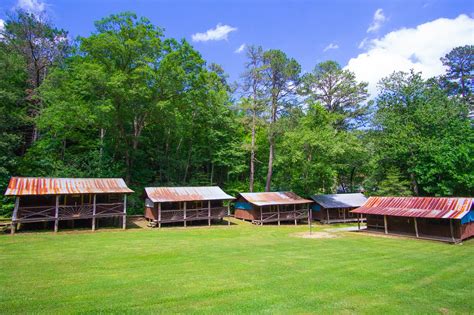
[312, 206, 360, 222]
[234, 208, 260, 221]
[460, 222, 474, 240]
[366, 214, 466, 241]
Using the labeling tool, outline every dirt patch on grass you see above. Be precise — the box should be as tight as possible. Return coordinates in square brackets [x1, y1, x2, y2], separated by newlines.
[291, 232, 339, 239]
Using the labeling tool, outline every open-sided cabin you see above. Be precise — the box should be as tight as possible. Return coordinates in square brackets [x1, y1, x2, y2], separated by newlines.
[352, 197, 474, 243]
[5, 177, 134, 233]
[144, 186, 234, 227]
[311, 193, 367, 224]
[234, 192, 312, 225]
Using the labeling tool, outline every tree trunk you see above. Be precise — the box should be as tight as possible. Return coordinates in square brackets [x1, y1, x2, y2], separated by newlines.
[265, 138, 274, 192]
[410, 172, 419, 196]
[249, 110, 256, 192]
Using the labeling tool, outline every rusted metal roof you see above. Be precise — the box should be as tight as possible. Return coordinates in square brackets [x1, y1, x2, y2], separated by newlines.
[352, 197, 473, 219]
[311, 193, 367, 209]
[5, 177, 134, 196]
[238, 192, 312, 206]
[145, 186, 235, 203]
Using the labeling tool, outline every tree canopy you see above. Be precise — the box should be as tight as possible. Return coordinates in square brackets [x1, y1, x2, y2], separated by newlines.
[0, 10, 472, 215]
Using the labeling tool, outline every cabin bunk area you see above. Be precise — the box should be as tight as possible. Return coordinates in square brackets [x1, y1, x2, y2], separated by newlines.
[352, 197, 474, 243]
[310, 193, 367, 224]
[234, 192, 312, 225]
[144, 186, 234, 228]
[5, 177, 134, 233]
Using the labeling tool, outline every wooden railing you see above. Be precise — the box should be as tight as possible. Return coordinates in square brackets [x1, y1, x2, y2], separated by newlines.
[158, 206, 228, 223]
[15, 203, 124, 222]
[258, 209, 308, 223]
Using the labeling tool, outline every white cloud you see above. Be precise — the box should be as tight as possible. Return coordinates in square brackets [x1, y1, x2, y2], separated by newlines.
[17, 0, 47, 14]
[367, 8, 387, 33]
[323, 43, 339, 52]
[0, 19, 4, 39]
[346, 14, 474, 98]
[235, 43, 246, 53]
[192, 23, 237, 42]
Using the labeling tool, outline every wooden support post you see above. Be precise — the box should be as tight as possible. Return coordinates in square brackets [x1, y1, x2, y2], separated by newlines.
[450, 219, 455, 243]
[158, 203, 161, 228]
[326, 208, 330, 224]
[414, 217, 419, 238]
[122, 194, 127, 229]
[92, 194, 96, 231]
[54, 195, 59, 233]
[260, 207, 263, 226]
[383, 215, 388, 234]
[343, 208, 346, 222]
[184, 202, 187, 227]
[11, 197, 19, 235]
[357, 214, 361, 230]
[208, 200, 211, 226]
[308, 204, 312, 235]
[294, 204, 297, 225]
[227, 204, 230, 227]
[277, 205, 280, 226]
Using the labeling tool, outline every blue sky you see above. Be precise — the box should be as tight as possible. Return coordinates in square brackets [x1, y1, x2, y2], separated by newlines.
[1, 0, 473, 96]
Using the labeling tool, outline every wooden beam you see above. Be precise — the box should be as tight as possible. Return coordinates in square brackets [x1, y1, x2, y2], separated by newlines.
[277, 205, 280, 226]
[92, 194, 96, 231]
[307, 204, 311, 234]
[227, 204, 230, 226]
[122, 194, 127, 229]
[208, 200, 211, 226]
[343, 208, 346, 222]
[260, 207, 263, 226]
[414, 217, 419, 238]
[326, 208, 330, 224]
[383, 215, 388, 234]
[184, 202, 187, 227]
[158, 203, 161, 228]
[11, 197, 20, 235]
[54, 195, 59, 233]
[357, 214, 360, 230]
[450, 219, 455, 243]
[294, 204, 297, 225]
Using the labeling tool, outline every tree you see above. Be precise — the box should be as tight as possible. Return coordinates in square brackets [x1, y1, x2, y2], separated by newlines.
[1, 10, 69, 144]
[300, 61, 370, 129]
[370, 70, 474, 196]
[440, 45, 473, 100]
[240, 45, 265, 191]
[261, 49, 301, 191]
[373, 167, 412, 196]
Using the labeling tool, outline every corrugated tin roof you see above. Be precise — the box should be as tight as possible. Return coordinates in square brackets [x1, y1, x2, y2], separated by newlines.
[5, 177, 134, 196]
[352, 197, 473, 219]
[239, 192, 312, 206]
[145, 186, 235, 203]
[311, 193, 367, 209]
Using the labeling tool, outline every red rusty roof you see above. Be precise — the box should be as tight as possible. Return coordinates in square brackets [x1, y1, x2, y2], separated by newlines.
[352, 197, 473, 219]
[238, 192, 312, 206]
[5, 177, 134, 196]
[145, 186, 235, 203]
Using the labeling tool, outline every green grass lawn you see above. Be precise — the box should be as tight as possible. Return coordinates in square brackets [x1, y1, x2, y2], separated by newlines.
[1, 221, 473, 314]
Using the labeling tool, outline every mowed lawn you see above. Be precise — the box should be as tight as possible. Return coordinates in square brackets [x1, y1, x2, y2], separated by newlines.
[1, 222, 473, 314]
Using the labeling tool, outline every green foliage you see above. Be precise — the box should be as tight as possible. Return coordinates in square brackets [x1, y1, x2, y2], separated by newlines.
[374, 167, 412, 196]
[0, 11, 471, 219]
[300, 60, 370, 129]
[440, 44, 473, 101]
[371, 70, 474, 196]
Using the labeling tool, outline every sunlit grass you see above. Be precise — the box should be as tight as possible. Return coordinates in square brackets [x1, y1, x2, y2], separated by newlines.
[0, 222, 472, 314]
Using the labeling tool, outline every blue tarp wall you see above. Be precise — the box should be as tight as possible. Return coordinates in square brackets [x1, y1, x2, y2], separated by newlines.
[235, 202, 253, 210]
[461, 210, 474, 224]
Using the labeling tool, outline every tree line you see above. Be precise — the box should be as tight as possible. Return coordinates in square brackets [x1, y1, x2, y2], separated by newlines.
[0, 11, 472, 215]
